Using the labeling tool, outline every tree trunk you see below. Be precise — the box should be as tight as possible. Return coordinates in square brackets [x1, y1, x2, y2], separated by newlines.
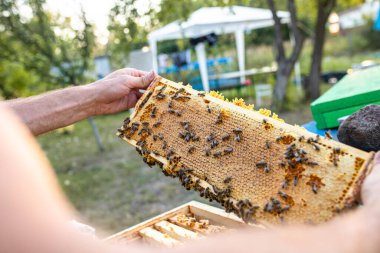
[272, 64, 290, 110]
[267, 0, 304, 111]
[308, 0, 336, 100]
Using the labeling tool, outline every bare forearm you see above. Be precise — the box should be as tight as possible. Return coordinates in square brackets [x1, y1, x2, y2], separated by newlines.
[4, 85, 96, 135]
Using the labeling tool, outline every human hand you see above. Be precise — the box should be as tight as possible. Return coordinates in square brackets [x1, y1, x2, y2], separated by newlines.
[361, 152, 380, 207]
[89, 68, 156, 116]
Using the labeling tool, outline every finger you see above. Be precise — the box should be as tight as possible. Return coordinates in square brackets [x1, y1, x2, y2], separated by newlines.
[129, 89, 143, 99]
[118, 68, 148, 77]
[375, 151, 380, 165]
[127, 70, 156, 89]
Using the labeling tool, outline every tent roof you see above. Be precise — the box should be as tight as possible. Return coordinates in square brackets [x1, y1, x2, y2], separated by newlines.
[148, 6, 290, 42]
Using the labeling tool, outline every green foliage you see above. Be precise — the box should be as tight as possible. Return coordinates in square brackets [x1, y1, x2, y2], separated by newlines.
[107, 0, 153, 68]
[0, 0, 96, 96]
[284, 82, 305, 111]
[351, 18, 380, 52]
[0, 61, 51, 99]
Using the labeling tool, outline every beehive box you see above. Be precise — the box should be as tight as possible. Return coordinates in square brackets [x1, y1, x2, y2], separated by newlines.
[311, 66, 380, 129]
[106, 201, 254, 247]
[117, 77, 374, 226]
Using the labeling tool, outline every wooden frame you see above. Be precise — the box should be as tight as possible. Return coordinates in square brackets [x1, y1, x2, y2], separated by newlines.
[106, 201, 258, 246]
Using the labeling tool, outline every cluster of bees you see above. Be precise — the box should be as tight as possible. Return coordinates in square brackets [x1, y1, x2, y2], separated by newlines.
[118, 82, 349, 224]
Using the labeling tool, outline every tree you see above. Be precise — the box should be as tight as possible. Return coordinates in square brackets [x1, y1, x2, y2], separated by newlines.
[304, 0, 363, 100]
[0, 0, 96, 90]
[267, 0, 305, 110]
[107, 0, 153, 68]
[307, 0, 336, 100]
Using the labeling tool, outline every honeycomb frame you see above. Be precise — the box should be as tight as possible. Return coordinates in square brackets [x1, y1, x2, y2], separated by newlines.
[117, 77, 374, 225]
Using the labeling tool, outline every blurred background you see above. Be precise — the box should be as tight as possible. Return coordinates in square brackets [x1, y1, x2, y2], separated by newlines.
[1, 0, 379, 236]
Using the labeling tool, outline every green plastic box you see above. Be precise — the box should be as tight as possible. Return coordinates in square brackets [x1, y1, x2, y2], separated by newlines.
[311, 66, 380, 129]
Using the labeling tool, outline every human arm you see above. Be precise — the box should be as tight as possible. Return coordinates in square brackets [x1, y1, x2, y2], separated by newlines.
[3, 68, 156, 136]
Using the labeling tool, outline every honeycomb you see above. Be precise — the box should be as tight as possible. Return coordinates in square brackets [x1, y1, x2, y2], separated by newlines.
[117, 77, 374, 225]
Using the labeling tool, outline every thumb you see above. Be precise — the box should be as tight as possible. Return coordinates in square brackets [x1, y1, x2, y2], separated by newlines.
[127, 70, 156, 89]
[362, 152, 380, 206]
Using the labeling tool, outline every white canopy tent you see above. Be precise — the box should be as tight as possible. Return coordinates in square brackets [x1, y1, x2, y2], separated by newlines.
[148, 6, 291, 92]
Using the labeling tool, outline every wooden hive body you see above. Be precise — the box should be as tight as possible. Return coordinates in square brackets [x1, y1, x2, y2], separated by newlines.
[117, 77, 374, 225]
[107, 201, 251, 247]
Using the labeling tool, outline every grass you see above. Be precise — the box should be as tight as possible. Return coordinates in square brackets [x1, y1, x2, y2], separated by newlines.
[38, 113, 206, 236]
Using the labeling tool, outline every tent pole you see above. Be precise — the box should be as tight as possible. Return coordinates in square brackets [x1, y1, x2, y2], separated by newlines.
[235, 29, 246, 84]
[195, 42, 210, 92]
[149, 39, 158, 73]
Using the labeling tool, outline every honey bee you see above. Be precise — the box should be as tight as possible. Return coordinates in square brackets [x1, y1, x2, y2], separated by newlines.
[178, 131, 186, 139]
[150, 107, 157, 118]
[307, 161, 318, 166]
[207, 105, 211, 113]
[188, 146, 196, 154]
[256, 160, 267, 168]
[264, 201, 273, 213]
[278, 191, 289, 200]
[281, 180, 289, 189]
[168, 108, 175, 114]
[204, 147, 211, 156]
[325, 130, 333, 139]
[131, 122, 140, 130]
[175, 110, 182, 117]
[224, 147, 233, 154]
[282, 205, 290, 212]
[265, 140, 271, 149]
[311, 143, 320, 151]
[293, 175, 299, 186]
[192, 135, 200, 141]
[166, 148, 174, 158]
[287, 160, 296, 168]
[233, 128, 242, 142]
[206, 133, 215, 142]
[153, 121, 161, 128]
[213, 151, 222, 158]
[155, 92, 166, 100]
[233, 128, 242, 133]
[222, 134, 230, 141]
[161, 141, 167, 150]
[215, 112, 222, 124]
[210, 139, 219, 149]
[176, 87, 185, 94]
[223, 176, 232, 184]
[123, 117, 131, 125]
[312, 183, 318, 194]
